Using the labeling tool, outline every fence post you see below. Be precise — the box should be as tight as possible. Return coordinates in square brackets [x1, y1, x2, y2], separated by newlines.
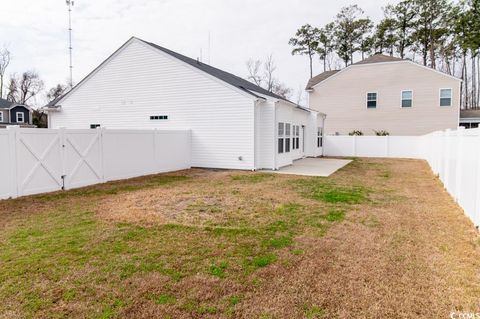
[454, 128, 465, 202]
[385, 135, 390, 157]
[59, 127, 67, 190]
[352, 135, 357, 156]
[443, 129, 451, 188]
[99, 127, 106, 183]
[6, 126, 19, 199]
[475, 132, 480, 227]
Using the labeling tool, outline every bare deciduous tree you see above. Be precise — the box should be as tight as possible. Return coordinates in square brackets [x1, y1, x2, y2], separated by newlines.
[0, 46, 11, 99]
[6, 71, 44, 105]
[245, 55, 292, 99]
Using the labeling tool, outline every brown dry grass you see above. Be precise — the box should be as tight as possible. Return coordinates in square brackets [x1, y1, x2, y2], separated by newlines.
[0, 158, 479, 319]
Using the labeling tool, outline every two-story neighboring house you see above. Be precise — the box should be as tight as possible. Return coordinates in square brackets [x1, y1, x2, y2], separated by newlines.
[0, 98, 34, 128]
[307, 54, 462, 136]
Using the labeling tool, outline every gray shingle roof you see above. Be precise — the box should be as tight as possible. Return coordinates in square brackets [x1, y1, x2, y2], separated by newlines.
[353, 54, 404, 65]
[48, 37, 302, 108]
[306, 54, 406, 90]
[305, 70, 340, 90]
[138, 39, 290, 102]
[0, 98, 14, 109]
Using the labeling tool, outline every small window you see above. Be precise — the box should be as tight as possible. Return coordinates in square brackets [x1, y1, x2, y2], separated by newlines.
[401, 90, 413, 108]
[317, 127, 323, 148]
[278, 123, 284, 154]
[440, 89, 452, 106]
[90, 124, 101, 129]
[285, 123, 291, 153]
[0, 112, 3, 122]
[367, 93, 377, 108]
[16, 112, 24, 123]
[150, 115, 169, 120]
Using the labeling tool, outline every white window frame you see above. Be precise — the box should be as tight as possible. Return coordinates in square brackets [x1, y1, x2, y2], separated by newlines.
[366, 92, 378, 109]
[0, 112, 3, 122]
[278, 122, 285, 154]
[16, 112, 24, 123]
[285, 123, 291, 153]
[439, 88, 452, 107]
[317, 127, 323, 148]
[401, 90, 413, 108]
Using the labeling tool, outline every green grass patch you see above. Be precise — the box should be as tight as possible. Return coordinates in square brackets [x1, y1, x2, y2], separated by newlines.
[230, 173, 274, 183]
[322, 210, 345, 222]
[252, 254, 277, 268]
[296, 179, 368, 204]
[208, 261, 228, 278]
[153, 294, 177, 305]
[304, 304, 325, 318]
[264, 236, 293, 249]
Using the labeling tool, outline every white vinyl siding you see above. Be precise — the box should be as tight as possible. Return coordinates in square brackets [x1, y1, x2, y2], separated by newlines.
[49, 40, 255, 170]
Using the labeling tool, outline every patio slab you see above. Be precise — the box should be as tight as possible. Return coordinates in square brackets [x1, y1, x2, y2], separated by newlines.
[264, 158, 352, 177]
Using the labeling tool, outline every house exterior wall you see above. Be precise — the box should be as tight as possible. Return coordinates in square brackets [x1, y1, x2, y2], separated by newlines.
[274, 102, 319, 169]
[0, 110, 8, 123]
[309, 62, 461, 136]
[9, 106, 31, 124]
[49, 40, 256, 170]
[254, 100, 275, 170]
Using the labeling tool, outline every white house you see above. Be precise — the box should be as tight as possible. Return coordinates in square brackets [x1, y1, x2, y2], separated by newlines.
[46, 37, 325, 171]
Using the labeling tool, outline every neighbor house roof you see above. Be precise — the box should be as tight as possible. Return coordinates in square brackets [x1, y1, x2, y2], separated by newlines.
[306, 54, 406, 90]
[352, 54, 404, 65]
[47, 37, 304, 110]
[0, 98, 14, 109]
[305, 70, 340, 90]
[460, 109, 480, 119]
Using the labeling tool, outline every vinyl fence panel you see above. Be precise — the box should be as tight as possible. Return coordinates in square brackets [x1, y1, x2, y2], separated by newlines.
[325, 129, 480, 227]
[0, 127, 191, 200]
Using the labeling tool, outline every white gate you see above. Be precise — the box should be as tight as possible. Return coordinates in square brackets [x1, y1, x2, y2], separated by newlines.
[15, 129, 64, 196]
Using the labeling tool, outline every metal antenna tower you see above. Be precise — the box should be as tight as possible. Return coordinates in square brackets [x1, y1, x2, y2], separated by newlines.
[66, 0, 74, 88]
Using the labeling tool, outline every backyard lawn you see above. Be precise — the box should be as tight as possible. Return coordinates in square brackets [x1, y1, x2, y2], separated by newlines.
[0, 158, 479, 318]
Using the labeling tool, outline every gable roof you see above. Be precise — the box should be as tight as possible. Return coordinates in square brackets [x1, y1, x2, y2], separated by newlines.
[0, 98, 14, 109]
[307, 54, 460, 90]
[352, 54, 404, 65]
[305, 70, 340, 90]
[138, 39, 290, 102]
[47, 37, 299, 109]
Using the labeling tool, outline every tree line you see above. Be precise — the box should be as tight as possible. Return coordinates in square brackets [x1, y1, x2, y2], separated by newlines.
[289, 0, 480, 109]
[0, 47, 67, 127]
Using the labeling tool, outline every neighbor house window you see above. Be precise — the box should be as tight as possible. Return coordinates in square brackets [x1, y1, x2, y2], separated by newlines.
[317, 127, 323, 148]
[285, 123, 291, 153]
[367, 92, 377, 108]
[278, 122, 284, 154]
[16, 112, 24, 123]
[90, 124, 101, 129]
[440, 89, 452, 106]
[401, 90, 413, 108]
[150, 115, 169, 120]
[0, 112, 3, 122]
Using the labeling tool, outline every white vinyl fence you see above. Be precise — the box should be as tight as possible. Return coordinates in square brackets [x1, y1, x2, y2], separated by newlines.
[324, 128, 480, 227]
[0, 127, 191, 199]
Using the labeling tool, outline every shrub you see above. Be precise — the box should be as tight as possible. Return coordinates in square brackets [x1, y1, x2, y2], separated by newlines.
[374, 130, 390, 136]
[349, 130, 364, 136]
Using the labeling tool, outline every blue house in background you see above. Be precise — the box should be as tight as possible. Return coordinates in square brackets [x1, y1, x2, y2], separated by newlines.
[0, 98, 33, 128]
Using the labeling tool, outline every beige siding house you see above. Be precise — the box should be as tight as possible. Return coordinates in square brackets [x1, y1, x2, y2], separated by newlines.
[307, 55, 462, 136]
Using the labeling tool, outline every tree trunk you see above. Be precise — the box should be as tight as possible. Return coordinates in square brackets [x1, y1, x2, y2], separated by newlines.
[0, 76, 3, 99]
[309, 55, 313, 79]
[463, 52, 469, 108]
[473, 53, 477, 107]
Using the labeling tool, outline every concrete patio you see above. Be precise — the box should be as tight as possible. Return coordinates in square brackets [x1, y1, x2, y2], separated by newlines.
[266, 158, 352, 177]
